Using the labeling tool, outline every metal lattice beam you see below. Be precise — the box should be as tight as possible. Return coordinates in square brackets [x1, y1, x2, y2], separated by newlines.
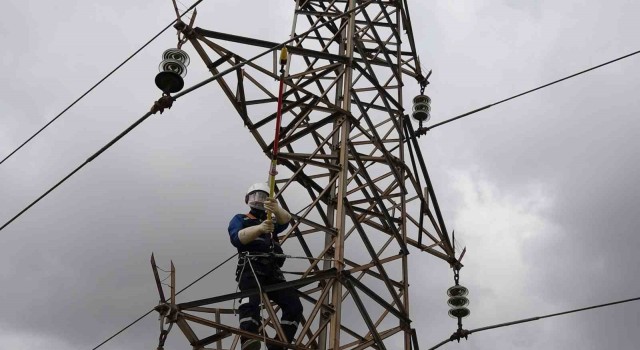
[155, 1, 459, 349]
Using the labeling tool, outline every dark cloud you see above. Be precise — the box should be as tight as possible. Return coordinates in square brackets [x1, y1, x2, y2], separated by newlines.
[2, 1, 640, 350]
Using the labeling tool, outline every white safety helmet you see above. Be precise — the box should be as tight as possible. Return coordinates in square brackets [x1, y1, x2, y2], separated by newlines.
[245, 182, 270, 210]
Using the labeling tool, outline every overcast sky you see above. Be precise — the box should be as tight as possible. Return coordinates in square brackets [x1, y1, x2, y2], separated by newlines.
[1, 1, 640, 349]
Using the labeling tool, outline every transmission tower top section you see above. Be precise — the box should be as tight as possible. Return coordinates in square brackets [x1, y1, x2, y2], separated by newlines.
[151, 1, 461, 349]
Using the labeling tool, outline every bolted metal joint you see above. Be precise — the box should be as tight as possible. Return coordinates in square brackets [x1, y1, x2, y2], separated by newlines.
[155, 302, 177, 350]
[174, 20, 187, 32]
[414, 126, 428, 137]
[150, 95, 175, 115]
[449, 328, 470, 343]
[325, 246, 336, 258]
[175, 21, 196, 39]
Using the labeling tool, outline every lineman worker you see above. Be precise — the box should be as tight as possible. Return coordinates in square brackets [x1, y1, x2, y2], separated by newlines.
[228, 183, 303, 350]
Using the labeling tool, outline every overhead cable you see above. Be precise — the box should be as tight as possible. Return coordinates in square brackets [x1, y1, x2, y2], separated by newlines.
[91, 253, 237, 350]
[0, 109, 155, 232]
[424, 48, 640, 132]
[0, 0, 373, 233]
[428, 296, 640, 350]
[0, 0, 205, 167]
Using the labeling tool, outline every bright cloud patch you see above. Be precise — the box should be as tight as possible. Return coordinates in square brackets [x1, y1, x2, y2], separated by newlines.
[0, 327, 76, 350]
[450, 171, 556, 326]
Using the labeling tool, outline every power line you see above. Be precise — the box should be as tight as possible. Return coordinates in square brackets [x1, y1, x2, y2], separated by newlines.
[91, 253, 237, 350]
[0, 1, 372, 233]
[428, 296, 640, 350]
[423, 48, 640, 132]
[0, 109, 155, 232]
[0, 1, 204, 167]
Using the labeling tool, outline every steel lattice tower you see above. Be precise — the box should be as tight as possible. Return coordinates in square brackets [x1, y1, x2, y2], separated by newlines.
[153, 1, 459, 349]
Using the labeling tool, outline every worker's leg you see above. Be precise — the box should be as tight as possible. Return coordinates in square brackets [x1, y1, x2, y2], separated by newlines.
[238, 272, 263, 350]
[267, 281, 303, 349]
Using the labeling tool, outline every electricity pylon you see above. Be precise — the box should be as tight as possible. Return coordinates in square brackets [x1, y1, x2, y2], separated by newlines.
[152, 1, 461, 349]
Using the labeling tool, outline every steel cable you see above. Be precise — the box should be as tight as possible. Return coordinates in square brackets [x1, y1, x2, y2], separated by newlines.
[0, 0, 204, 166]
[427, 296, 640, 350]
[0, 0, 373, 233]
[91, 253, 237, 350]
[425, 48, 640, 131]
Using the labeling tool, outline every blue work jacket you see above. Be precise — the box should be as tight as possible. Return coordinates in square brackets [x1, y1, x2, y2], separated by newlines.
[227, 210, 289, 254]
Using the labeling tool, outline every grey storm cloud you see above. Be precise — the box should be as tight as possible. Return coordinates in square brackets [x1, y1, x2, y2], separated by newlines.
[1, 1, 640, 350]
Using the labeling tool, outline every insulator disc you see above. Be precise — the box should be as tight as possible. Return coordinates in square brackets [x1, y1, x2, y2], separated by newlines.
[448, 307, 470, 319]
[155, 71, 184, 93]
[447, 296, 470, 308]
[412, 110, 430, 122]
[413, 102, 431, 113]
[447, 285, 469, 297]
[162, 48, 190, 66]
[413, 94, 431, 105]
[158, 59, 187, 77]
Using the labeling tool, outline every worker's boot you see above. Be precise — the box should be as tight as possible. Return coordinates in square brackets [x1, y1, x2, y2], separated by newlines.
[241, 339, 261, 350]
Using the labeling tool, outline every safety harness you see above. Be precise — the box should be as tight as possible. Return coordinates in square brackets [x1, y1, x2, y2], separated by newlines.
[235, 212, 286, 281]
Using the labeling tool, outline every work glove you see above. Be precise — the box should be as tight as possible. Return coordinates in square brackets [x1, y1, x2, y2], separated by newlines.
[263, 197, 292, 224]
[238, 220, 274, 244]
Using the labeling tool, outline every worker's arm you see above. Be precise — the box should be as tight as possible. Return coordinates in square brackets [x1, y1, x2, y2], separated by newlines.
[264, 198, 291, 224]
[238, 220, 273, 244]
[228, 215, 274, 246]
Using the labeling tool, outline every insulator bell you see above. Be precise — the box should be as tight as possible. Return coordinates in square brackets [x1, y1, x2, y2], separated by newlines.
[448, 307, 471, 318]
[412, 94, 431, 123]
[447, 296, 470, 308]
[155, 48, 190, 94]
[158, 59, 187, 77]
[447, 285, 469, 297]
[163, 48, 190, 66]
[447, 284, 470, 319]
